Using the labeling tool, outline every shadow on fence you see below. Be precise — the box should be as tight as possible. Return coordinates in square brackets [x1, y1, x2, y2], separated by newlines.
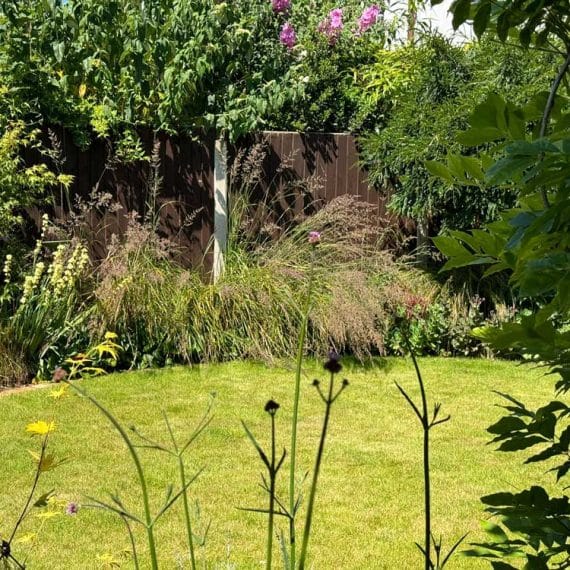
[25, 129, 400, 269]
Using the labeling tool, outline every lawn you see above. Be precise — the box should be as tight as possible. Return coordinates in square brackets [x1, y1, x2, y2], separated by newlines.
[0, 358, 556, 569]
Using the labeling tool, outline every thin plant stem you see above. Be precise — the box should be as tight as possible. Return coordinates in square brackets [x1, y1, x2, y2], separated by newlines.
[163, 413, 198, 570]
[178, 454, 197, 570]
[8, 554, 25, 570]
[9, 434, 49, 543]
[121, 515, 140, 570]
[538, 49, 570, 208]
[298, 371, 335, 570]
[267, 413, 277, 570]
[65, 381, 159, 570]
[408, 348, 431, 570]
[289, 247, 316, 570]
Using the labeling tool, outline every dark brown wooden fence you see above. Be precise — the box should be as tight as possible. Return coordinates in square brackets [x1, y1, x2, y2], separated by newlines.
[30, 128, 394, 267]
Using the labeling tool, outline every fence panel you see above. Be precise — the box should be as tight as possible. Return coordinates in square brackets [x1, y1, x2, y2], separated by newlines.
[29, 129, 394, 267]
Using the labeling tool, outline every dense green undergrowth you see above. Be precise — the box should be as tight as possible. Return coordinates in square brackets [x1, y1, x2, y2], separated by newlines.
[0, 195, 517, 386]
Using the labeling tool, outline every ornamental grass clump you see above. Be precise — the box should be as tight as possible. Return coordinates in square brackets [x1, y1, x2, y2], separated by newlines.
[251, 194, 411, 358]
[93, 216, 198, 368]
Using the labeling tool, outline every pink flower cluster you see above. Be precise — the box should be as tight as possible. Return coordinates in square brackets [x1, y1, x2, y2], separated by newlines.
[273, 0, 296, 49]
[280, 22, 296, 49]
[318, 5, 381, 43]
[272, 0, 290, 14]
[357, 4, 381, 34]
[318, 8, 344, 45]
[275, 2, 381, 51]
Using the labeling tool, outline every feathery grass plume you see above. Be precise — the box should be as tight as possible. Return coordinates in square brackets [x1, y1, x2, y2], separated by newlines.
[94, 215, 196, 367]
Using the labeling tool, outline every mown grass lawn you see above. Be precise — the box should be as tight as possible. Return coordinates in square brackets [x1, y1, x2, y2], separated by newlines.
[0, 358, 556, 569]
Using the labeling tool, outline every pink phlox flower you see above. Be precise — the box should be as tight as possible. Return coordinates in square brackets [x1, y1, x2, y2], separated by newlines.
[357, 5, 381, 34]
[272, 0, 291, 14]
[318, 8, 343, 45]
[329, 8, 344, 31]
[280, 22, 296, 49]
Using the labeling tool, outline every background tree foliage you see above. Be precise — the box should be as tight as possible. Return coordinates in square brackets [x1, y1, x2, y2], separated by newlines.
[358, 33, 559, 233]
[0, 0, 308, 143]
[0, 0, 392, 144]
[432, 0, 570, 567]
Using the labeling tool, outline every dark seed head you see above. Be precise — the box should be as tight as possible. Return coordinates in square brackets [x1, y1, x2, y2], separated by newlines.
[1, 540, 10, 558]
[264, 400, 280, 415]
[342, 378, 350, 387]
[312, 379, 320, 387]
[324, 351, 342, 374]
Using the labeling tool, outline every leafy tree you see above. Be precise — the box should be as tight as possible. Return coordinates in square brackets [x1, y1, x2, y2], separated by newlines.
[359, 33, 559, 233]
[0, 0, 392, 142]
[0, 0, 305, 142]
[432, 0, 570, 566]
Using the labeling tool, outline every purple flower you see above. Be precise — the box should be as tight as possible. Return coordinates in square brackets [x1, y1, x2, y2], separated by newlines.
[280, 22, 296, 49]
[308, 231, 321, 245]
[272, 0, 290, 14]
[329, 8, 344, 31]
[318, 8, 344, 44]
[66, 502, 79, 516]
[357, 4, 381, 34]
[324, 350, 342, 374]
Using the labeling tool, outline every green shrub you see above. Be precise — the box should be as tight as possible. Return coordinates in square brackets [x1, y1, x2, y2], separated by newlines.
[358, 34, 558, 233]
[0, 122, 72, 238]
[385, 291, 518, 357]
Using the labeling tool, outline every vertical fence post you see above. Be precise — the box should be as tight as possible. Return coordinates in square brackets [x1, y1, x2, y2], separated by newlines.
[213, 137, 228, 282]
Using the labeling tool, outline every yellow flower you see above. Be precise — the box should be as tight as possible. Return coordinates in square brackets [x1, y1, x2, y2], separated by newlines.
[50, 385, 69, 400]
[104, 331, 118, 340]
[15, 533, 36, 544]
[97, 553, 122, 568]
[26, 420, 56, 436]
